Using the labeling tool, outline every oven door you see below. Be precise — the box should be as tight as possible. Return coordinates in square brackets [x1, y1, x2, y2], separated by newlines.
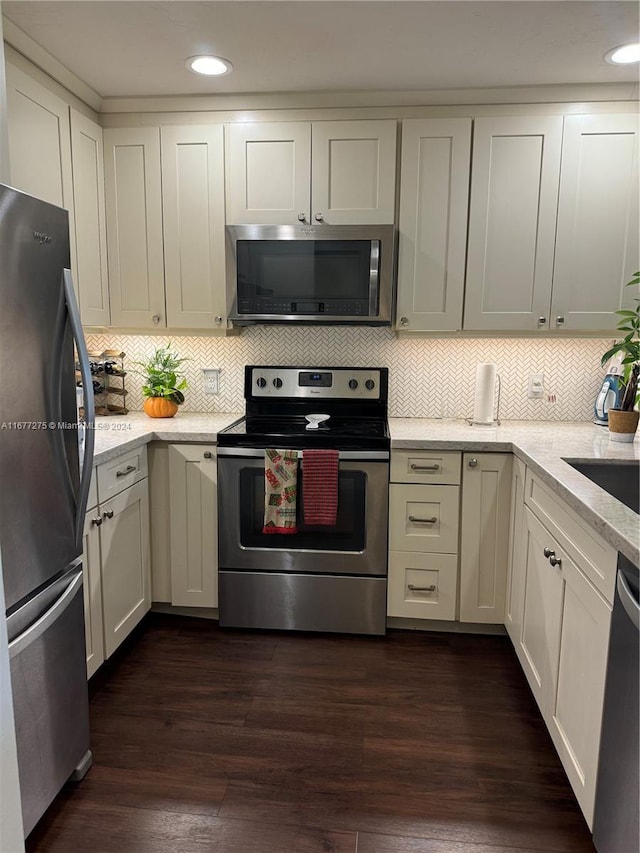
[218, 448, 389, 576]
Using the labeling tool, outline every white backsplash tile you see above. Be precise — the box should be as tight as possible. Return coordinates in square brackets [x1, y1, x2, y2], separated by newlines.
[86, 327, 612, 421]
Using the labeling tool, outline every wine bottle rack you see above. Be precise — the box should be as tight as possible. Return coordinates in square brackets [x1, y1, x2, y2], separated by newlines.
[83, 350, 129, 415]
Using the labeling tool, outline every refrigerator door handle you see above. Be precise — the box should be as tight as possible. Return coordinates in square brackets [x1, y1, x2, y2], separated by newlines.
[63, 269, 95, 548]
[8, 571, 83, 659]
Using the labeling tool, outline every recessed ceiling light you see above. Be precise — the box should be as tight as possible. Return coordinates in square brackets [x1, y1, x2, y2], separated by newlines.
[186, 55, 233, 76]
[605, 43, 640, 65]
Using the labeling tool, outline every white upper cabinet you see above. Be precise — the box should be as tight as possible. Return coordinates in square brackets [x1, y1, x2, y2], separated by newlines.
[161, 125, 227, 329]
[104, 127, 166, 328]
[396, 118, 471, 331]
[551, 114, 639, 331]
[5, 63, 78, 290]
[464, 116, 563, 331]
[70, 109, 110, 326]
[226, 119, 396, 225]
[310, 121, 397, 225]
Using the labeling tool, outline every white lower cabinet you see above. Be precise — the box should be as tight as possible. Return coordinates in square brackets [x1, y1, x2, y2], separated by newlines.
[387, 552, 457, 620]
[504, 456, 527, 645]
[459, 453, 512, 623]
[514, 482, 614, 827]
[82, 451, 151, 674]
[168, 444, 218, 608]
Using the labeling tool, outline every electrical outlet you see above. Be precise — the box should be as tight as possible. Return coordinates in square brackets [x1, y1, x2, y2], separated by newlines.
[202, 368, 220, 395]
[527, 372, 544, 399]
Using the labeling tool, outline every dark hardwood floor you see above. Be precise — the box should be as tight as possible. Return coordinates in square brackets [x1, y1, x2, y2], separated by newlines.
[26, 615, 595, 853]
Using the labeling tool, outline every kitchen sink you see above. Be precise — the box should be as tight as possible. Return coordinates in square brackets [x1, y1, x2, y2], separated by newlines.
[563, 459, 640, 514]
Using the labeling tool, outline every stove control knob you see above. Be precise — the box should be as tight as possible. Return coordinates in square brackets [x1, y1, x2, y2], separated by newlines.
[273, 377, 283, 389]
[256, 377, 267, 388]
[365, 379, 376, 391]
[348, 379, 359, 390]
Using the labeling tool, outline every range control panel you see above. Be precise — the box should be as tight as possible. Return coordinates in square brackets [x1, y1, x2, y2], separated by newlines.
[249, 367, 384, 400]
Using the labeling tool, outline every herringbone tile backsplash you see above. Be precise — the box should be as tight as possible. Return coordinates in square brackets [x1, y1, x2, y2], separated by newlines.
[86, 327, 612, 421]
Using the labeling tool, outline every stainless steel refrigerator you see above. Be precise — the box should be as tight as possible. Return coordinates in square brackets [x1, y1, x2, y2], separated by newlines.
[0, 183, 95, 837]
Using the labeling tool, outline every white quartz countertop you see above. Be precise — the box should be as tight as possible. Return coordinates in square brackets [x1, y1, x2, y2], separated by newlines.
[92, 413, 639, 566]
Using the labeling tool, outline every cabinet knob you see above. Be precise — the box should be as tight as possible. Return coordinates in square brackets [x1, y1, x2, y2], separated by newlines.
[103, 509, 114, 520]
[204, 451, 213, 459]
[556, 316, 565, 325]
[152, 314, 161, 325]
[537, 317, 547, 326]
[297, 213, 306, 222]
[215, 315, 223, 326]
[314, 213, 324, 222]
[91, 516, 103, 527]
[549, 555, 562, 568]
[400, 317, 408, 326]
[543, 547, 555, 559]
[468, 458, 478, 468]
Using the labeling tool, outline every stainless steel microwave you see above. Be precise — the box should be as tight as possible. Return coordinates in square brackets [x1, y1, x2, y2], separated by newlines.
[226, 224, 396, 325]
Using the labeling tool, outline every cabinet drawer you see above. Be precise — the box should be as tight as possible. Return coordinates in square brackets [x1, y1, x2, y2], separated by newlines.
[391, 450, 461, 485]
[388, 552, 458, 620]
[97, 446, 148, 503]
[389, 483, 459, 553]
[524, 470, 616, 602]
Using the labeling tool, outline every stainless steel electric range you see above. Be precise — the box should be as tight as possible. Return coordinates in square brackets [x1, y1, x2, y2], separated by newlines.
[217, 365, 390, 635]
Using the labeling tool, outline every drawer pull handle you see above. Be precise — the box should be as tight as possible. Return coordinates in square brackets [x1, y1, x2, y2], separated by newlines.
[409, 515, 438, 524]
[543, 547, 555, 559]
[116, 464, 136, 478]
[410, 463, 440, 472]
[90, 516, 102, 527]
[408, 584, 437, 593]
[549, 555, 562, 568]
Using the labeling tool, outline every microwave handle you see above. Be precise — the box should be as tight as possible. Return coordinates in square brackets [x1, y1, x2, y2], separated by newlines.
[368, 240, 380, 316]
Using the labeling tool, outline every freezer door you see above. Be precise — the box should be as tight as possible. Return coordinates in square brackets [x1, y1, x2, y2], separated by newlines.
[0, 185, 80, 611]
[8, 566, 90, 837]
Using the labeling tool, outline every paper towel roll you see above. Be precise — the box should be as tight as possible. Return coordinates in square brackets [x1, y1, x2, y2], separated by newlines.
[473, 363, 497, 424]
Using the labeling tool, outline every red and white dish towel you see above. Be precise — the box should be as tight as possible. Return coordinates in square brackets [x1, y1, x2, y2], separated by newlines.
[302, 449, 339, 526]
[263, 449, 299, 534]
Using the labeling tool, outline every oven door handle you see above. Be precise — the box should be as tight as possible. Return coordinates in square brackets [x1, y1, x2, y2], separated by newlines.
[216, 447, 389, 462]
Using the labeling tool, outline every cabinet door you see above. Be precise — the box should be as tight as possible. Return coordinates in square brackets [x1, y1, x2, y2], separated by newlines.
[5, 63, 78, 287]
[161, 125, 227, 329]
[70, 109, 109, 326]
[464, 116, 562, 331]
[504, 456, 527, 646]
[104, 127, 166, 328]
[82, 511, 104, 678]
[551, 114, 639, 331]
[100, 478, 150, 657]
[396, 119, 471, 331]
[459, 453, 512, 623]
[226, 122, 311, 224]
[168, 445, 218, 608]
[518, 507, 563, 713]
[311, 120, 397, 225]
[389, 483, 459, 554]
[548, 555, 611, 827]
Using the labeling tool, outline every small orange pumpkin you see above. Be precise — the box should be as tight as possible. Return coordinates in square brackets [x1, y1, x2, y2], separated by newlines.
[143, 397, 178, 418]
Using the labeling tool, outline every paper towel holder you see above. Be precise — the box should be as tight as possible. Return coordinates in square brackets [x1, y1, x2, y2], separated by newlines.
[467, 374, 502, 426]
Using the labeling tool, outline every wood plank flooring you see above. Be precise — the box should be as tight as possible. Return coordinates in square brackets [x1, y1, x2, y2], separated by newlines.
[26, 615, 595, 853]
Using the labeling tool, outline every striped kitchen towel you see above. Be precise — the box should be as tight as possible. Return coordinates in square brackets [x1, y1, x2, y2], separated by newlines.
[302, 449, 339, 526]
[263, 449, 299, 534]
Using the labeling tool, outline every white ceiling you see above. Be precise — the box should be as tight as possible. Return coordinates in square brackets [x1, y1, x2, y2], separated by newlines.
[2, 1, 639, 99]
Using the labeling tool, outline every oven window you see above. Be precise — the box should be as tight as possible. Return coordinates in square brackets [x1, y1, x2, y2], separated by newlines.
[239, 466, 366, 552]
[237, 240, 372, 302]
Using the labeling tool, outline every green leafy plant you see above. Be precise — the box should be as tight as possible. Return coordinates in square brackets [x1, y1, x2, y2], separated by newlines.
[601, 271, 640, 411]
[134, 343, 188, 405]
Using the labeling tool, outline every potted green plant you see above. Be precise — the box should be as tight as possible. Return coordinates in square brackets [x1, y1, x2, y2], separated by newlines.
[601, 271, 640, 441]
[134, 343, 188, 418]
